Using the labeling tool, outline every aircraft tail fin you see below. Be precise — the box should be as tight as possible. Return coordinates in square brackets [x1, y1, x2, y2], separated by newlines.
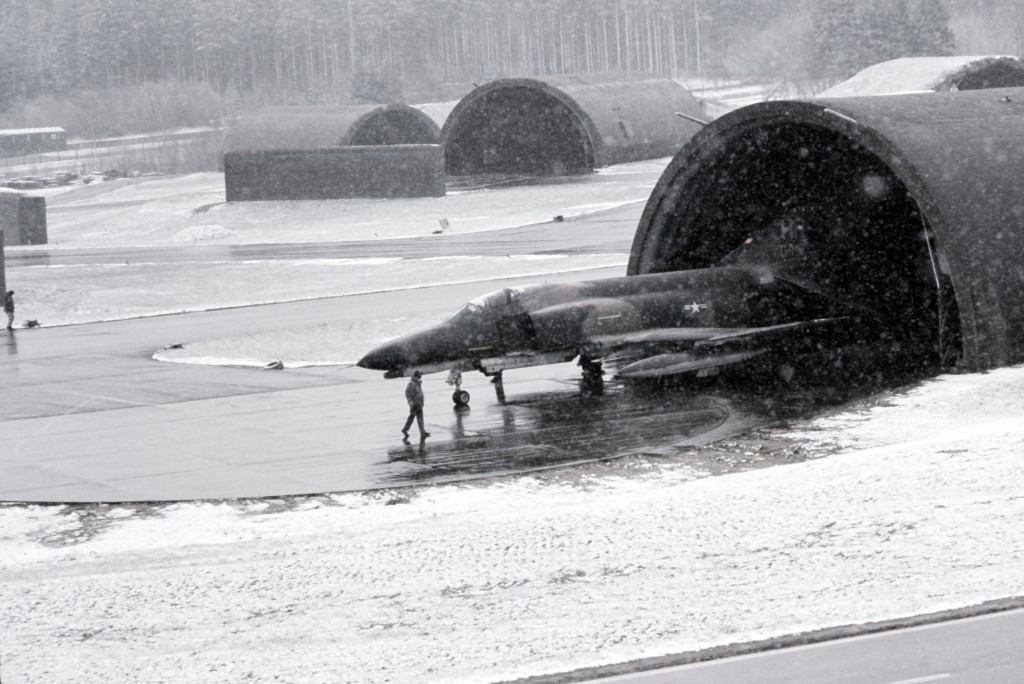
[771, 272, 878, 316]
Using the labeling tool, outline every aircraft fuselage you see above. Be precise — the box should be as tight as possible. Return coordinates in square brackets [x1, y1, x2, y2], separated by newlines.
[357, 266, 845, 379]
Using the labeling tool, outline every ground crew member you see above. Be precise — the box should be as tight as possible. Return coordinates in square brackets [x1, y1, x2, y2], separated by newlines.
[4, 291, 13, 330]
[401, 370, 430, 441]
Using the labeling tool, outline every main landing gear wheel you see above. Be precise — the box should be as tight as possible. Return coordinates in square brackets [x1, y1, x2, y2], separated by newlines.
[491, 371, 507, 404]
[452, 389, 471, 407]
[579, 357, 605, 396]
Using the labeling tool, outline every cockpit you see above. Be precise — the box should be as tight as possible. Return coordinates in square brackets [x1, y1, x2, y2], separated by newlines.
[445, 286, 541, 322]
[446, 289, 509, 322]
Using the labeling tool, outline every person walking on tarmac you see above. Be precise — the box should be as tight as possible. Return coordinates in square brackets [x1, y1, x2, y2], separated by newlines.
[4, 291, 13, 330]
[401, 370, 430, 442]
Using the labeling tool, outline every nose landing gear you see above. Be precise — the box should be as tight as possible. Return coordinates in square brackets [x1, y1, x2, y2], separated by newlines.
[447, 368, 471, 407]
[448, 367, 506, 407]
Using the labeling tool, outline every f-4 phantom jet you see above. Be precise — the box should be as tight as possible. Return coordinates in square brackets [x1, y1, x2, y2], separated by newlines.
[358, 223, 869, 406]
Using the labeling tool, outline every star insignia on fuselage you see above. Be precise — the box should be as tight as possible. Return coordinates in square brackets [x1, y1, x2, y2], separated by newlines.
[684, 301, 709, 314]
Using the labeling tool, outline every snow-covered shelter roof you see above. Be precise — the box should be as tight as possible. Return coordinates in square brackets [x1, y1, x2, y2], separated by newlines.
[223, 105, 440, 153]
[442, 73, 705, 175]
[631, 87, 1024, 373]
[817, 56, 1024, 97]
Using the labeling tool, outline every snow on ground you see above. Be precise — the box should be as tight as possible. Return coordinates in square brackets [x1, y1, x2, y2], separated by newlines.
[4, 162, 659, 329]
[17, 254, 626, 328]
[36, 159, 664, 248]
[154, 318, 426, 369]
[4, 163, 1024, 682]
[153, 306, 450, 369]
[685, 80, 792, 119]
[1, 367, 1023, 683]
[691, 82, 774, 119]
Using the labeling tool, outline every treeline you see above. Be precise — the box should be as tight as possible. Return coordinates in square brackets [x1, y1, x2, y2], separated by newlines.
[811, 0, 957, 82]
[0, 0, 1020, 137]
[0, 0, 812, 107]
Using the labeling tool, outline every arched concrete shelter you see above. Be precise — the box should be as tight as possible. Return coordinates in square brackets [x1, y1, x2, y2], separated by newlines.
[442, 73, 704, 175]
[630, 87, 1024, 373]
[224, 104, 440, 153]
[223, 104, 443, 200]
[818, 55, 1024, 97]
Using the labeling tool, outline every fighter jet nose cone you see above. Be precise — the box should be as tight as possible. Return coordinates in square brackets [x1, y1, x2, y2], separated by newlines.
[357, 342, 405, 371]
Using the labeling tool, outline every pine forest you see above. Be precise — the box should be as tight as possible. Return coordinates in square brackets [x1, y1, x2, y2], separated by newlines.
[0, 0, 1020, 136]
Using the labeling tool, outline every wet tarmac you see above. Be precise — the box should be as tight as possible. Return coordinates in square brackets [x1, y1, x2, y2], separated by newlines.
[0, 274, 902, 504]
[0, 199, 902, 504]
[0, 348, 790, 503]
[2, 311, 876, 504]
[385, 382, 738, 484]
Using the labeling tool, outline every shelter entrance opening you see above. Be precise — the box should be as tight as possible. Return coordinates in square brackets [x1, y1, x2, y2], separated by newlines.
[636, 121, 962, 377]
[445, 87, 592, 176]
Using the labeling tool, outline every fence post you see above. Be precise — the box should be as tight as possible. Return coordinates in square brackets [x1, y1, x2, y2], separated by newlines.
[0, 230, 6, 299]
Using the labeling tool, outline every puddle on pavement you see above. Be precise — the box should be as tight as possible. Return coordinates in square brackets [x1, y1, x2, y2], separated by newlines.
[373, 364, 902, 488]
[8, 363, 926, 549]
[383, 383, 732, 483]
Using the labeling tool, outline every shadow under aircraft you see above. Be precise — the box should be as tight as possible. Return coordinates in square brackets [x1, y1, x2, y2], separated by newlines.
[359, 216, 891, 406]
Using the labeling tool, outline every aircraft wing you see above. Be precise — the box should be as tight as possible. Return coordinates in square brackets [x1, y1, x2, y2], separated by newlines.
[583, 327, 747, 354]
[586, 319, 845, 353]
[617, 350, 766, 378]
[587, 318, 848, 379]
[693, 318, 847, 349]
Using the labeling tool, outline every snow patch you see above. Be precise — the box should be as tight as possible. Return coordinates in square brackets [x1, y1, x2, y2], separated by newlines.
[3, 367, 1024, 681]
[11, 253, 627, 328]
[170, 224, 237, 244]
[817, 55, 1024, 97]
[43, 164, 662, 248]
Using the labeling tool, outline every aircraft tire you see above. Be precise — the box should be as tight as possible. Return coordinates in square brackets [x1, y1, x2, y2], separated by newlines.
[452, 390, 471, 406]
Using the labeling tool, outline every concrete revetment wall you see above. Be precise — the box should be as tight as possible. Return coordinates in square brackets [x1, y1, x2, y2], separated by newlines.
[223, 105, 444, 201]
[224, 144, 445, 201]
[0, 192, 47, 246]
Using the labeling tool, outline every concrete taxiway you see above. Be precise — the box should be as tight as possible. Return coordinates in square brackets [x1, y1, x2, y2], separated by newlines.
[0, 277, 778, 502]
[2, 192, 790, 504]
[0, 199, 844, 503]
[3, 202, 647, 502]
[569, 607, 1024, 684]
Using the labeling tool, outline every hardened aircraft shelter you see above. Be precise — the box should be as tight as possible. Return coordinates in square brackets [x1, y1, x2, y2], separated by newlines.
[442, 72, 705, 175]
[818, 55, 1024, 97]
[225, 103, 441, 152]
[630, 87, 1024, 374]
[223, 104, 443, 200]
